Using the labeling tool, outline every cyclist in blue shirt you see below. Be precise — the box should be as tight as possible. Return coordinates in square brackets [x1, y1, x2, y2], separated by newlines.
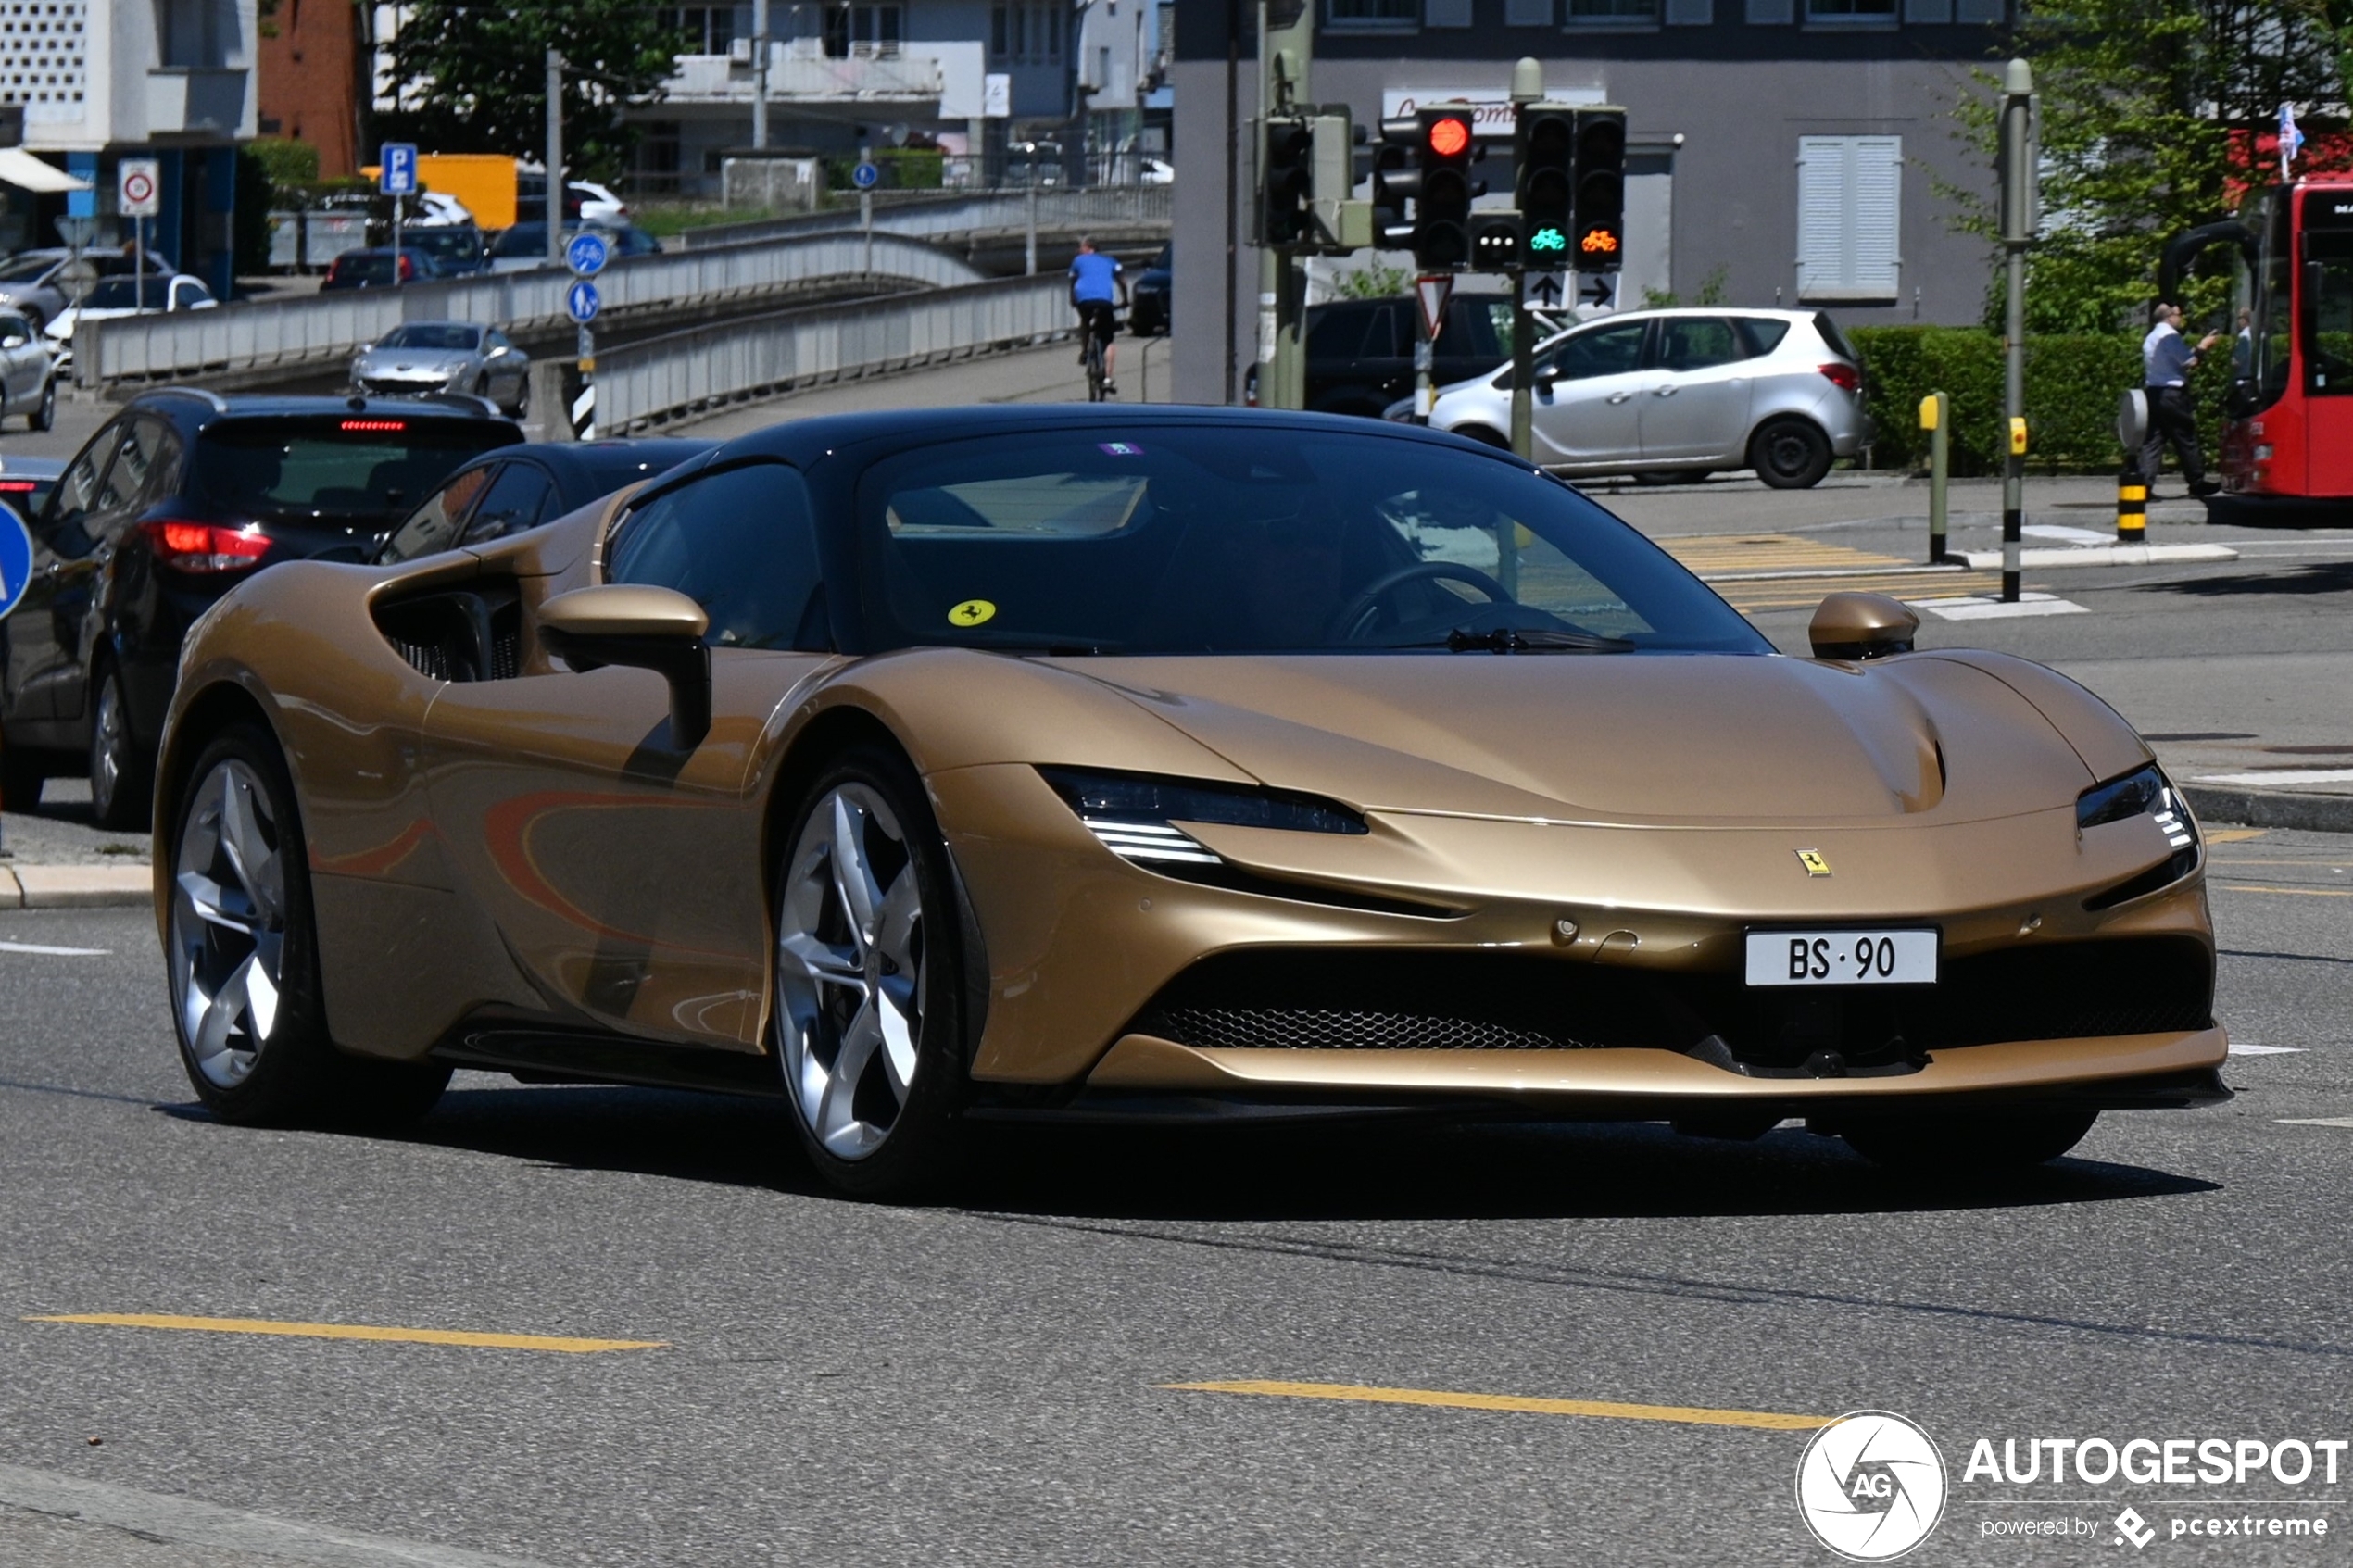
[1068, 235, 1128, 396]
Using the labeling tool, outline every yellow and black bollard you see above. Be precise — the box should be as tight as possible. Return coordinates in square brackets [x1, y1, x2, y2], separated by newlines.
[2117, 466, 2147, 543]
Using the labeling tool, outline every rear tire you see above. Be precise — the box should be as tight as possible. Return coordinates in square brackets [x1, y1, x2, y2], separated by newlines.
[87, 665, 154, 832]
[29, 375, 54, 432]
[1839, 1109, 2099, 1174]
[1750, 417, 1833, 490]
[165, 724, 449, 1128]
[772, 744, 971, 1198]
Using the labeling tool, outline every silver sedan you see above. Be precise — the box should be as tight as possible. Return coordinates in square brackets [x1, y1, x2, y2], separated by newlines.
[348, 320, 531, 418]
[1425, 307, 1871, 489]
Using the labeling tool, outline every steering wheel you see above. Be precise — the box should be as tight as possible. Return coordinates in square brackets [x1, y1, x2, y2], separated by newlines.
[1327, 561, 1512, 643]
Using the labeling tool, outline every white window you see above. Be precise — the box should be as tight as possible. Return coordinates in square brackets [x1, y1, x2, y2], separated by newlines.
[989, 3, 1062, 60]
[1796, 135, 1901, 302]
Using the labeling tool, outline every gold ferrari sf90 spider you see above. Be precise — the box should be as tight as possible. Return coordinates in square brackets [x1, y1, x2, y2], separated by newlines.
[154, 408, 2224, 1193]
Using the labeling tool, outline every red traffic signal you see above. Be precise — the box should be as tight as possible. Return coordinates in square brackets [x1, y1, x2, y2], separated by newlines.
[1427, 115, 1471, 158]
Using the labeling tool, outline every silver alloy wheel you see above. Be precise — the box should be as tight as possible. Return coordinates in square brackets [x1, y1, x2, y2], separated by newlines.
[90, 674, 126, 815]
[169, 759, 288, 1088]
[774, 783, 925, 1160]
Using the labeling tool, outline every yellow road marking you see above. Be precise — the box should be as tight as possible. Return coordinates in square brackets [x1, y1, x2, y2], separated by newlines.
[1162, 1379, 1831, 1432]
[2213, 884, 2353, 898]
[26, 1313, 666, 1354]
[1712, 572, 2004, 613]
[1658, 533, 1911, 574]
[2207, 829, 2269, 843]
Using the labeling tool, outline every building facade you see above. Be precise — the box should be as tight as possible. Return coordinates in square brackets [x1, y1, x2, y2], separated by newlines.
[0, 0, 258, 294]
[257, 0, 362, 177]
[1171, 1, 2011, 405]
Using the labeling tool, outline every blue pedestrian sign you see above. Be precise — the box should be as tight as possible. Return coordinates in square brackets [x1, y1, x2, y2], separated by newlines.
[0, 507, 31, 623]
[380, 143, 418, 196]
[566, 280, 601, 324]
[850, 159, 880, 190]
[565, 231, 610, 277]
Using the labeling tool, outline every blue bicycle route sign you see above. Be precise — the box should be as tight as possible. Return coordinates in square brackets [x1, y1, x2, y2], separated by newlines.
[565, 231, 609, 277]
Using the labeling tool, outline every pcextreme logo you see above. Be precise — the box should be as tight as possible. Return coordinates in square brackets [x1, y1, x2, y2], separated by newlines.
[1795, 1411, 1949, 1561]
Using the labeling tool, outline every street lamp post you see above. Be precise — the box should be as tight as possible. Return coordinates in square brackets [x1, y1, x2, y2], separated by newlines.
[546, 49, 565, 271]
[1997, 57, 2037, 605]
[751, 0, 770, 151]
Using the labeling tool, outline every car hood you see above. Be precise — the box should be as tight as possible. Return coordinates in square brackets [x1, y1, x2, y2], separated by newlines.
[1049, 652, 2120, 828]
[357, 348, 475, 375]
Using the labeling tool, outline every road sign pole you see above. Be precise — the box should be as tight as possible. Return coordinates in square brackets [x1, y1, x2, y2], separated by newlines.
[546, 49, 565, 270]
[391, 196, 402, 289]
[1998, 57, 2036, 605]
[575, 323, 595, 440]
[1510, 270, 1534, 462]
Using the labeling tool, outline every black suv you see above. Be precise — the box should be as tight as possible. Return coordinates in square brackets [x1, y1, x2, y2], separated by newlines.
[1291, 295, 1512, 418]
[0, 391, 522, 825]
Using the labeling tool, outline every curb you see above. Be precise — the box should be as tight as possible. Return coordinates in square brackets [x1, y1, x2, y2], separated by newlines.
[0, 864, 153, 909]
[2180, 785, 2353, 836]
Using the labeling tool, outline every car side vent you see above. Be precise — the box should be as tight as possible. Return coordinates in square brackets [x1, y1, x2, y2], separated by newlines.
[372, 584, 522, 684]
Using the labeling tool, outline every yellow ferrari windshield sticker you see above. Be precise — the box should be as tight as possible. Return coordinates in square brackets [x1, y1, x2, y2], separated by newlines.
[948, 599, 997, 627]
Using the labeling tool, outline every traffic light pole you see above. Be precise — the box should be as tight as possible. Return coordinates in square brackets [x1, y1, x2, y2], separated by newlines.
[1998, 58, 2035, 606]
[1510, 270, 1533, 459]
[1256, 0, 1312, 410]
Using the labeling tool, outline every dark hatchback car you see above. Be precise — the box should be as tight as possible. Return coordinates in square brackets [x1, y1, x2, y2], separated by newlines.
[1129, 243, 1170, 335]
[0, 391, 522, 824]
[1292, 294, 1511, 418]
[400, 225, 489, 278]
[321, 247, 447, 290]
[377, 437, 717, 565]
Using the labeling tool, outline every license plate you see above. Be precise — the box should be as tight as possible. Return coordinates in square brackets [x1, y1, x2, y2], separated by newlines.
[1744, 929, 1939, 987]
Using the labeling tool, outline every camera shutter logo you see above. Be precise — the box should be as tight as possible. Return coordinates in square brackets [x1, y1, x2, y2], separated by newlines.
[1794, 1410, 1947, 1561]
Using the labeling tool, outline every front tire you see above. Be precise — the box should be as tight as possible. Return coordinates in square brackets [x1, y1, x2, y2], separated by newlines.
[1750, 417, 1833, 490]
[88, 665, 153, 831]
[1840, 1109, 2099, 1174]
[510, 372, 531, 420]
[166, 725, 448, 1127]
[30, 374, 54, 432]
[772, 745, 971, 1198]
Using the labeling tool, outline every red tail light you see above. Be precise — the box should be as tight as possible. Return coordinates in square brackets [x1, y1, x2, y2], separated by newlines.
[1818, 361, 1861, 393]
[397, 254, 416, 280]
[142, 519, 271, 572]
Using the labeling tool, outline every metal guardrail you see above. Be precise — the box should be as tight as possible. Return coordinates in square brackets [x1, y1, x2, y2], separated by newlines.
[598, 272, 1070, 432]
[81, 231, 988, 388]
[672, 186, 1174, 251]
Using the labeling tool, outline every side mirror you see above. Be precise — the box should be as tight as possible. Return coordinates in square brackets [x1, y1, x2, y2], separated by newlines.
[1809, 591, 1919, 661]
[536, 584, 712, 748]
[1532, 363, 1559, 388]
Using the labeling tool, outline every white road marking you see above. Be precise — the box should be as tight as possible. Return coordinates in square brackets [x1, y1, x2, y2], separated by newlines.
[2229, 1044, 2304, 1056]
[2277, 1118, 2353, 1129]
[1908, 593, 2088, 621]
[0, 939, 108, 956]
[2195, 769, 2353, 788]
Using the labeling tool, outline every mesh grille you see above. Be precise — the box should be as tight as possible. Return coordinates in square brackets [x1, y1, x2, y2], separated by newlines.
[1160, 1005, 1584, 1052]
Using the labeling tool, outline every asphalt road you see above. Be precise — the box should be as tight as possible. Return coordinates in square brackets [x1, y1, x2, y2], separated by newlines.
[0, 828, 2347, 1566]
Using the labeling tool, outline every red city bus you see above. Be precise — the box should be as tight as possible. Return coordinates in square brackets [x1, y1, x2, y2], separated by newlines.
[2167, 181, 2353, 522]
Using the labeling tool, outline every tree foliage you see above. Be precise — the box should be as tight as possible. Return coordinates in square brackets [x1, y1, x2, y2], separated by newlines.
[377, 1, 686, 183]
[1948, 0, 2353, 334]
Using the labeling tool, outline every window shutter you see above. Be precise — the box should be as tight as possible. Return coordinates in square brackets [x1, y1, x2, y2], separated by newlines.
[1425, 0, 1473, 24]
[1505, 0, 1554, 22]
[1666, 0, 1713, 20]
[1746, 0, 1793, 20]
[1796, 135, 1901, 300]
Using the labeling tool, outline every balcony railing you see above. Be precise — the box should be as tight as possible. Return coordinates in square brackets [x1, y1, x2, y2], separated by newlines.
[663, 51, 944, 103]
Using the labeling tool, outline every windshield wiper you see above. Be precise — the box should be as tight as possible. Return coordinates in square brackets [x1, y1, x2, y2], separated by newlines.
[1425, 627, 1636, 654]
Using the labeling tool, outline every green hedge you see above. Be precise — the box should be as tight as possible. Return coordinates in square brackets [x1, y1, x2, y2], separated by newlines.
[1848, 326, 2234, 474]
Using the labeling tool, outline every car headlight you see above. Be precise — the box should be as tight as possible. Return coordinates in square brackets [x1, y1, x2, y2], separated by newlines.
[2078, 763, 2199, 910]
[1039, 768, 1365, 862]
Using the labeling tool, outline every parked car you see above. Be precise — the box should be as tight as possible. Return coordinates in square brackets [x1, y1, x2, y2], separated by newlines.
[1422, 307, 1870, 490]
[44, 273, 219, 374]
[1252, 295, 1511, 417]
[1129, 243, 1171, 336]
[400, 224, 489, 278]
[320, 247, 447, 290]
[0, 307, 57, 431]
[414, 192, 476, 228]
[1139, 156, 1175, 186]
[0, 247, 175, 331]
[485, 221, 661, 274]
[350, 321, 533, 417]
[0, 454, 65, 518]
[515, 174, 629, 226]
[0, 391, 523, 825]
[376, 437, 719, 565]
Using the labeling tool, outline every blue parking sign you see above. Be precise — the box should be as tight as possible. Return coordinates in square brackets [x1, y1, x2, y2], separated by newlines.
[380, 143, 418, 196]
[0, 507, 31, 622]
[567, 280, 600, 323]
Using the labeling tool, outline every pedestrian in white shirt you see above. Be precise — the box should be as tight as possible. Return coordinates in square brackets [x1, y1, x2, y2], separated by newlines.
[2140, 303, 2221, 498]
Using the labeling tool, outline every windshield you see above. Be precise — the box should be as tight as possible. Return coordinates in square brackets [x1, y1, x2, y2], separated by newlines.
[406, 230, 479, 260]
[490, 224, 549, 257]
[333, 254, 397, 283]
[0, 254, 56, 282]
[190, 417, 519, 522]
[857, 427, 1768, 655]
[377, 323, 481, 352]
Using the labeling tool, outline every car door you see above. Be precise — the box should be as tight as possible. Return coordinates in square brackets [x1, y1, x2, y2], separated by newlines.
[423, 459, 832, 1049]
[1638, 316, 1758, 464]
[50, 414, 172, 722]
[7, 421, 124, 727]
[1528, 317, 1651, 468]
[0, 312, 35, 408]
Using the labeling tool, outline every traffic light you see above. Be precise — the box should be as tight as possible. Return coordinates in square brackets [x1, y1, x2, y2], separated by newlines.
[1571, 107, 1627, 272]
[1413, 107, 1477, 270]
[1372, 117, 1421, 248]
[1310, 113, 1372, 252]
[1260, 116, 1314, 248]
[1515, 102, 1576, 270]
[1471, 212, 1523, 273]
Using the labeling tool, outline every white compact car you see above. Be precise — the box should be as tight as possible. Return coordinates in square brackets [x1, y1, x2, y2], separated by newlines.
[1424, 307, 1873, 489]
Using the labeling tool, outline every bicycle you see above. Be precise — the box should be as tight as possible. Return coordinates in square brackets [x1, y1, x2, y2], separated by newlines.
[1077, 301, 1120, 401]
